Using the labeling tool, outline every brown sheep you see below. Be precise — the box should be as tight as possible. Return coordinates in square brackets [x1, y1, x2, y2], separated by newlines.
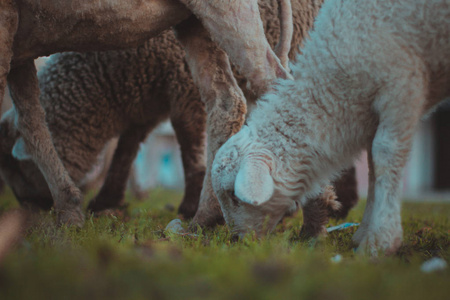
[0, 0, 358, 226]
[0, 0, 291, 226]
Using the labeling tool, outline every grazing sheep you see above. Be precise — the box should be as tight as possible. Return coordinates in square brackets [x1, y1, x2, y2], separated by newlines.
[0, 30, 206, 218]
[0, 0, 291, 226]
[1, 0, 190, 227]
[211, 0, 450, 255]
[0, 0, 358, 224]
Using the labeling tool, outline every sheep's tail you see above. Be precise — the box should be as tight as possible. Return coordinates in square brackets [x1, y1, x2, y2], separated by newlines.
[274, 0, 293, 72]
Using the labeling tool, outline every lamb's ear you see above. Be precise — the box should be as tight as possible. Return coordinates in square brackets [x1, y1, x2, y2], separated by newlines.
[12, 137, 32, 161]
[234, 160, 274, 206]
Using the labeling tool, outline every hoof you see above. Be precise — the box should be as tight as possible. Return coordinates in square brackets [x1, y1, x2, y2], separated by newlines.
[352, 225, 368, 245]
[355, 229, 402, 257]
[57, 206, 85, 227]
[298, 224, 327, 240]
[189, 211, 225, 232]
[91, 204, 129, 219]
[178, 201, 198, 219]
[86, 199, 104, 213]
[87, 196, 125, 214]
[178, 171, 204, 219]
[87, 199, 128, 217]
[188, 195, 225, 230]
[56, 189, 85, 227]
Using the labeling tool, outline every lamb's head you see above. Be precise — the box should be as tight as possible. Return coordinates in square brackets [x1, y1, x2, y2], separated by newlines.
[0, 109, 52, 210]
[211, 126, 299, 238]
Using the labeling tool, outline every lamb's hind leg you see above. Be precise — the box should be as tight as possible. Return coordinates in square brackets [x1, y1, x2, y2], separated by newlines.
[274, 0, 293, 71]
[299, 186, 340, 239]
[7, 60, 84, 226]
[170, 92, 207, 219]
[354, 77, 426, 256]
[175, 17, 247, 227]
[179, 0, 291, 95]
[87, 123, 155, 213]
[330, 167, 359, 219]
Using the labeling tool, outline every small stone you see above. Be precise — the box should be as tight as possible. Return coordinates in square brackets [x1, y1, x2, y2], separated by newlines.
[164, 204, 175, 212]
[420, 257, 447, 273]
[165, 219, 185, 234]
[331, 254, 343, 263]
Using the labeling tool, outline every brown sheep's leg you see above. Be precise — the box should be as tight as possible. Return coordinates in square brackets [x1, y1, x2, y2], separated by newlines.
[0, 2, 17, 112]
[179, 0, 291, 95]
[330, 167, 359, 219]
[0, 4, 17, 201]
[127, 164, 149, 201]
[274, 0, 293, 71]
[87, 123, 154, 213]
[175, 17, 247, 228]
[7, 60, 84, 227]
[170, 92, 207, 219]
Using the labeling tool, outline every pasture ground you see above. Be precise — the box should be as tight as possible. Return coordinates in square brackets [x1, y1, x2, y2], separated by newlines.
[0, 188, 448, 300]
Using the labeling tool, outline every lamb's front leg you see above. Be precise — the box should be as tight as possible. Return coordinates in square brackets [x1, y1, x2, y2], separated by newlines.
[175, 17, 247, 227]
[354, 82, 425, 255]
[7, 60, 84, 226]
[179, 0, 291, 95]
[355, 140, 405, 256]
[87, 123, 155, 214]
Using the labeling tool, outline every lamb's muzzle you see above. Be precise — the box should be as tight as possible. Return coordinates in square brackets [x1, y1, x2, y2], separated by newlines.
[211, 126, 298, 236]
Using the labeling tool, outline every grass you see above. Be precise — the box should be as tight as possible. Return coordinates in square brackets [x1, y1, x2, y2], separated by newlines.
[0, 187, 448, 300]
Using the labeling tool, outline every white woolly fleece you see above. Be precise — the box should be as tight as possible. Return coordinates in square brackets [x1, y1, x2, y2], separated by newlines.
[212, 0, 450, 254]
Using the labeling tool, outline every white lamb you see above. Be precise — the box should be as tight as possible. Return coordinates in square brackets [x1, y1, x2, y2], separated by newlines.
[211, 0, 450, 255]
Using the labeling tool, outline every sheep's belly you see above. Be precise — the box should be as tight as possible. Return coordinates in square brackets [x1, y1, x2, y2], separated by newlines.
[13, 0, 191, 63]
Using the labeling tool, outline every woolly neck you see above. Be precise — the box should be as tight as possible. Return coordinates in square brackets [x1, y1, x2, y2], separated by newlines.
[243, 38, 367, 201]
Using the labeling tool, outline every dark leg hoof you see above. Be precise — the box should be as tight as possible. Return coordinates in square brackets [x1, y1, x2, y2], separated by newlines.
[178, 199, 199, 220]
[178, 170, 204, 219]
[56, 188, 85, 227]
[296, 224, 327, 241]
[87, 194, 125, 213]
[189, 207, 225, 231]
[57, 205, 85, 227]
